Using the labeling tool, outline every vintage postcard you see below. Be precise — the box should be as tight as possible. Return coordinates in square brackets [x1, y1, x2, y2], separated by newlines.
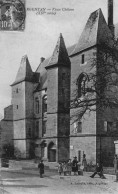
[0, 0, 118, 194]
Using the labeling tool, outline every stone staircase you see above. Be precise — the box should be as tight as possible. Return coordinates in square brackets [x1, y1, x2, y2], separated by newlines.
[9, 160, 38, 169]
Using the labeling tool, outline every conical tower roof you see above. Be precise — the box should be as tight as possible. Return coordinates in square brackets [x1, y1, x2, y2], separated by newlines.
[11, 55, 33, 86]
[46, 33, 70, 69]
[71, 9, 113, 56]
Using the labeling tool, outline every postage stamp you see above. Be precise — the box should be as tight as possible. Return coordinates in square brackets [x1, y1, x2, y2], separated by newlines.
[0, 0, 26, 31]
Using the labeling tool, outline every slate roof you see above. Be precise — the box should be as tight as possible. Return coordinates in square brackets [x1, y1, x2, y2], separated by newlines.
[11, 55, 39, 86]
[12, 8, 118, 91]
[46, 33, 71, 69]
[35, 44, 75, 91]
[71, 9, 113, 56]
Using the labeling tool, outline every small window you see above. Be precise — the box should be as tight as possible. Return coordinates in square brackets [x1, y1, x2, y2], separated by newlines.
[16, 88, 18, 93]
[28, 128, 32, 137]
[77, 121, 82, 133]
[35, 98, 39, 114]
[17, 105, 18, 109]
[107, 122, 113, 132]
[42, 120, 47, 137]
[82, 54, 84, 64]
[104, 121, 107, 132]
[42, 95, 47, 113]
[104, 121, 118, 132]
[74, 121, 82, 133]
[35, 121, 39, 137]
[112, 122, 118, 131]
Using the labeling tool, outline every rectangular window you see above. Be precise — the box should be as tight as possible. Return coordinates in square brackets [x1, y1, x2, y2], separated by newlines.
[104, 121, 118, 132]
[82, 54, 84, 64]
[35, 121, 39, 137]
[78, 150, 81, 162]
[74, 121, 82, 133]
[112, 122, 118, 131]
[77, 121, 82, 133]
[16, 105, 18, 109]
[107, 122, 113, 132]
[74, 123, 77, 133]
[35, 98, 39, 114]
[104, 121, 107, 132]
[42, 120, 47, 137]
[28, 128, 32, 137]
[43, 96, 47, 113]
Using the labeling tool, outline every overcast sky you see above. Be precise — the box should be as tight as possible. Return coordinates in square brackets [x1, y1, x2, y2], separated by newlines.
[0, 0, 118, 117]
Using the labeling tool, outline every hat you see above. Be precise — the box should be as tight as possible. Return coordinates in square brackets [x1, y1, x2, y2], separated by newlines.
[73, 156, 77, 158]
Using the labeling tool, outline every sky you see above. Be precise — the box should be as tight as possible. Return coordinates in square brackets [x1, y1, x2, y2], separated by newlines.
[0, 0, 118, 117]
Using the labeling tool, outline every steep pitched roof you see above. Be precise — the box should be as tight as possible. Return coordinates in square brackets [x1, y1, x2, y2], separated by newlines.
[71, 8, 113, 56]
[34, 44, 75, 91]
[11, 55, 34, 86]
[46, 33, 71, 69]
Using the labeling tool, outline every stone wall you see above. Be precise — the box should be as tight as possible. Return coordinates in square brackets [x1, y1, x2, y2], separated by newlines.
[0, 105, 13, 156]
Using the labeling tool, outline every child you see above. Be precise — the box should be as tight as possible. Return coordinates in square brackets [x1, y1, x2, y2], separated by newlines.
[38, 160, 44, 178]
[82, 154, 87, 171]
[90, 163, 106, 179]
[58, 162, 63, 175]
[63, 162, 67, 176]
[67, 159, 72, 176]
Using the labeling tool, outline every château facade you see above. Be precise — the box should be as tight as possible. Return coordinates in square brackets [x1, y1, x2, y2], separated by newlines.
[1, 0, 118, 166]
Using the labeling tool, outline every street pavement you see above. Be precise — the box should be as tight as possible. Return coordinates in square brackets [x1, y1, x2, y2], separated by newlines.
[0, 168, 118, 194]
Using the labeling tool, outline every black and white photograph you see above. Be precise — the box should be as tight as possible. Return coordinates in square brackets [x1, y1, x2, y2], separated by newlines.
[0, 0, 118, 193]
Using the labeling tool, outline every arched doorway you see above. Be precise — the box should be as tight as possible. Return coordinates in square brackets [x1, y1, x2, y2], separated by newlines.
[40, 140, 47, 159]
[48, 142, 56, 162]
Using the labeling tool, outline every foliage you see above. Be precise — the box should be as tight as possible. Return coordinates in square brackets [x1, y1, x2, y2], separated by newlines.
[2, 143, 14, 158]
[70, 37, 118, 122]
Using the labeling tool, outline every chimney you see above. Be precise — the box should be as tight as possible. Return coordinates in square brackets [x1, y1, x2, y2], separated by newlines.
[108, 0, 114, 36]
[40, 57, 45, 63]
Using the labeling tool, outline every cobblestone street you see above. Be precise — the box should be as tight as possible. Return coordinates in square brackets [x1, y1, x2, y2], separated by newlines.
[0, 169, 118, 194]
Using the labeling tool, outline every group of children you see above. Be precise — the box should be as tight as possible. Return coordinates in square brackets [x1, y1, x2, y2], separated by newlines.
[58, 155, 87, 176]
[58, 159, 72, 176]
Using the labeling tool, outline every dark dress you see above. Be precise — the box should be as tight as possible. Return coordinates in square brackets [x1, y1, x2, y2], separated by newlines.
[38, 162, 44, 177]
[72, 159, 78, 172]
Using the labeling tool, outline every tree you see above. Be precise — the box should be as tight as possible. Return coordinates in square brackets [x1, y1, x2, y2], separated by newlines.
[70, 37, 118, 123]
[2, 143, 14, 158]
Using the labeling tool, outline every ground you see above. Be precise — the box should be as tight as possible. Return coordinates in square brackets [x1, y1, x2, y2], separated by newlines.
[0, 168, 118, 194]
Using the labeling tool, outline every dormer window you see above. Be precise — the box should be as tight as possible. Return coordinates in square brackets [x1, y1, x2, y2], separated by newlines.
[82, 54, 85, 64]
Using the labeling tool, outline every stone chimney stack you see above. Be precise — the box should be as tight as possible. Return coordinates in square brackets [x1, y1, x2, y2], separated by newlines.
[40, 57, 45, 63]
[108, 0, 114, 36]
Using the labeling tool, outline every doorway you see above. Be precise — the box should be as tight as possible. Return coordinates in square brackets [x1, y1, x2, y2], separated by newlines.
[48, 142, 56, 162]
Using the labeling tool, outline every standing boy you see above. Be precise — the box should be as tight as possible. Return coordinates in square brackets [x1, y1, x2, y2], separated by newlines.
[38, 160, 44, 178]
